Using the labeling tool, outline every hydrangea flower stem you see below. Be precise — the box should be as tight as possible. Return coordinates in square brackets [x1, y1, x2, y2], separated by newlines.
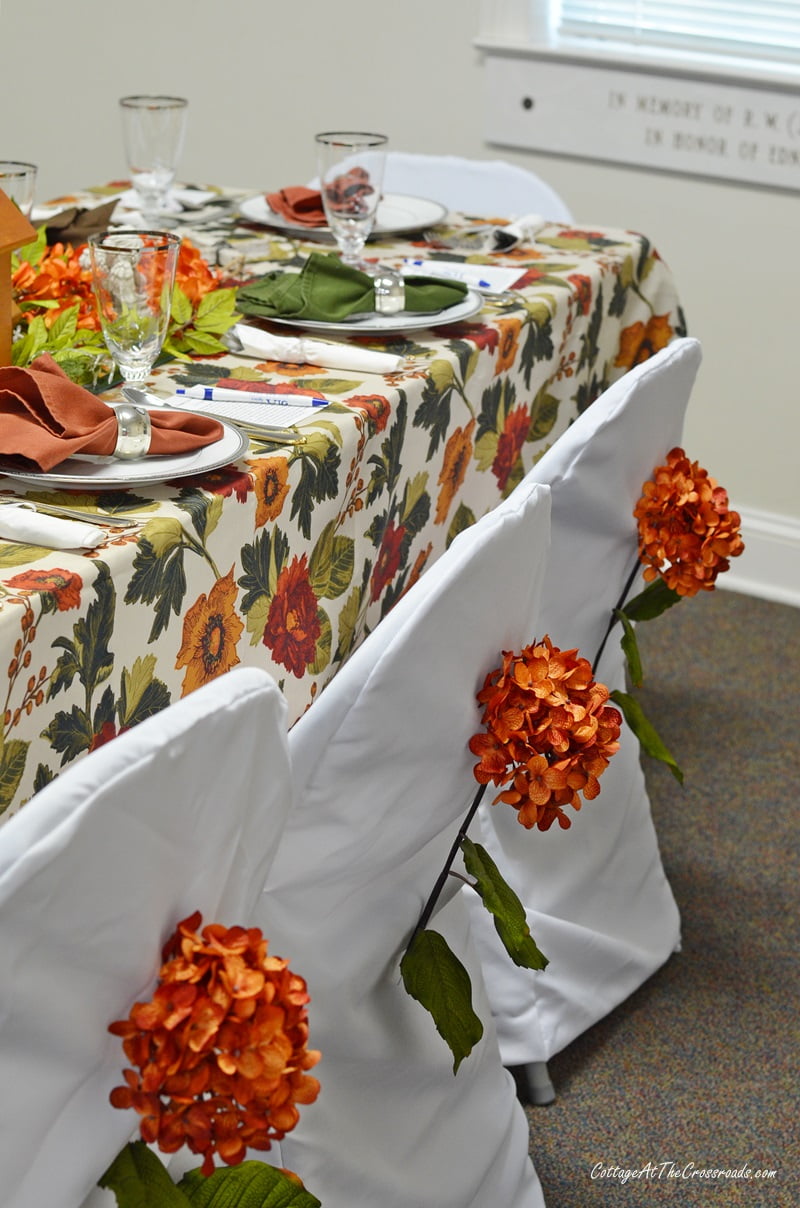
[407, 782, 487, 947]
[591, 557, 641, 671]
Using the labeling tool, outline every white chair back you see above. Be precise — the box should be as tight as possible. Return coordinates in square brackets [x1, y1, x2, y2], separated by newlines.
[255, 479, 553, 1208]
[467, 336, 703, 1066]
[381, 151, 574, 220]
[0, 667, 293, 1208]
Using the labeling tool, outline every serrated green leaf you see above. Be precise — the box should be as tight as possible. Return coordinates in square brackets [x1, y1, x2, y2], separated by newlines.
[176, 330, 229, 356]
[179, 1160, 321, 1207]
[194, 286, 239, 328]
[461, 838, 549, 970]
[46, 303, 80, 348]
[400, 928, 483, 1073]
[41, 704, 93, 765]
[614, 608, 643, 687]
[622, 577, 683, 622]
[99, 1140, 191, 1208]
[170, 285, 194, 328]
[611, 689, 683, 782]
[0, 740, 29, 815]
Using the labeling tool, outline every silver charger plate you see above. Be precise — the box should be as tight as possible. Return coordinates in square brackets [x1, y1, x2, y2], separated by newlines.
[0, 422, 249, 490]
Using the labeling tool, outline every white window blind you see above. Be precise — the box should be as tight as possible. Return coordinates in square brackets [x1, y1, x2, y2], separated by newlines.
[559, 2, 800, 66]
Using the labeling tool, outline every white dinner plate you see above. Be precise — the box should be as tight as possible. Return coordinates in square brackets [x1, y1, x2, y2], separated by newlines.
[0, 422, 249, 490]
[239, 192, 449, 238]
[264, 288, 485, 336]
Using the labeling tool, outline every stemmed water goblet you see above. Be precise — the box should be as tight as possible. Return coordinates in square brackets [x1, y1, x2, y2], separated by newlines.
[314, 132, 388, 269]
[119, 95, 188, 226]
[88, 230, 181, 383]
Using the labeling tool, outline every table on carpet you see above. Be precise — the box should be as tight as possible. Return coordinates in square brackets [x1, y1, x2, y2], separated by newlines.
[0, 189, 685, 823]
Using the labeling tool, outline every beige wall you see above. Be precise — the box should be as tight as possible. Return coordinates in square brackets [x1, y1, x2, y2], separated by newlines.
[2, 0, 797, 598]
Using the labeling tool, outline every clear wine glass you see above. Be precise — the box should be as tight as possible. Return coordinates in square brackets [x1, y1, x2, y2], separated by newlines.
[88, 230, 181, 382]
[314, 132, 388, 268]
[0, 161, 37, 218]
[119, 95, 188, 225]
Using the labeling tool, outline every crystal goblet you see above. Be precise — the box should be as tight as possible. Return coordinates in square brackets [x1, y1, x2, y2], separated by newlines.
[119, 95, 188, 225]
[88, 230, 181, 383]
[0, 161, 37, 218]
[315, 131, 387, 267]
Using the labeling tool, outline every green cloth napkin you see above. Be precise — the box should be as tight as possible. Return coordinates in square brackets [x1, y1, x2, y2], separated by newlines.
[236, 252, 468, 322]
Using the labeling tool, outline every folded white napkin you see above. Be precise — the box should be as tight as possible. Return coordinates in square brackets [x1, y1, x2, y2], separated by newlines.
[230, 324, 405, 374]
[0, 505, 106, 549]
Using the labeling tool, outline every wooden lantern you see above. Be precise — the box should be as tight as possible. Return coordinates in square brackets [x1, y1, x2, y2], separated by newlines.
[0, 187, 37, 366]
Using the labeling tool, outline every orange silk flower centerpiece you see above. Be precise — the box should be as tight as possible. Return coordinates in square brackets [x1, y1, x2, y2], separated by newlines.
[100, 911, 321, 1208]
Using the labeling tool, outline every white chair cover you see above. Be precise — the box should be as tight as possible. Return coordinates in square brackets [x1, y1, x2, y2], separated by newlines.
[0, 667, 293, 1208]
[466, 336, 703, 1067]
[255, 480, 553, 1208]
[380, 151, 574, 221]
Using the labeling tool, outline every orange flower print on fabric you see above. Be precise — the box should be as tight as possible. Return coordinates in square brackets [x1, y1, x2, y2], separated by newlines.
[634, 446, 745, 597]
[567, 273, 593, 316]
[469, 637, 622, 831]
[492, 404, 530, 492]
[264, 554, 321, 678]
[370, 521, 406, 602]
[615, 314, 673, 370]
[495, 318, 522, 374]
[108, 911, 320, 1177]
[436, 418, 475, 524]
[345, 394, 392, 434]
[176, 567, 244, 695]
[4, 568, 83, 611]
[249, 456, 290, 526]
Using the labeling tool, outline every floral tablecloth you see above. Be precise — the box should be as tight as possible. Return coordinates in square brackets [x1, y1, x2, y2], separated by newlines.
[0, 186, 686, 823]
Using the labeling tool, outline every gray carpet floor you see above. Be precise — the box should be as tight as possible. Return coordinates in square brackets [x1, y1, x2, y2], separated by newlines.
[524, 587, 800, 1206]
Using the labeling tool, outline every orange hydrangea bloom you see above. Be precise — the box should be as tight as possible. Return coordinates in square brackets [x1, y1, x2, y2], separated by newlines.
[108, 911, 321, 1177]
[469, 637, 622, 830]
[634, 446, 745, 597]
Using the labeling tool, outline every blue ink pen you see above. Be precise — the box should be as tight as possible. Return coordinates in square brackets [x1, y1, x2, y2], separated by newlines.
[176, 387, 328, 407]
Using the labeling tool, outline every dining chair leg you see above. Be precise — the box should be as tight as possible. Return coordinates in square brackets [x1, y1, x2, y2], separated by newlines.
[510, 1061, 556, 1106]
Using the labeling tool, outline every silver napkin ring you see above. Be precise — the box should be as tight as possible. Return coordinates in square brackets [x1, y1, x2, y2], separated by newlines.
[372, 270, 405, 316]
[112, 403, 152, 460]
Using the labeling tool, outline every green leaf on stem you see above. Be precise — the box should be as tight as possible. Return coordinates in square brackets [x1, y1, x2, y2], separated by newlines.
[179, 1159, 321, 1207]
[622, 577, 683, 623]
[400, 928, 483, 1073]
[614, 608, 644, 688]
[611, 689, 684, 783]
[98, 1140, 191, 1207]
[461, 838, 549, 971]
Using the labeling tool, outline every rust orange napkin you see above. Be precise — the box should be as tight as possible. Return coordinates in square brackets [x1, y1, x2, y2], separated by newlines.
[0, 355, 223, 473]
[264, 185, 327, 227]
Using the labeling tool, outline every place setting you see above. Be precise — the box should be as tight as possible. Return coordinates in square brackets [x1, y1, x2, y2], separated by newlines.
[239, 130, 448, 241]
[235, 131, 484, 335]
[0, 229, 247, 493]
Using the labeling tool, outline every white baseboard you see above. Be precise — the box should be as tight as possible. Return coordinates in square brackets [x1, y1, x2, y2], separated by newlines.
[718, 506, 800, 608]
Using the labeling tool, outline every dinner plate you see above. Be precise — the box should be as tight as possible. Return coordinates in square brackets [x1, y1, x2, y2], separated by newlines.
[239, 193, 449, 238]
[0, 422, 249, 490]
[264, 289, 485, 335]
